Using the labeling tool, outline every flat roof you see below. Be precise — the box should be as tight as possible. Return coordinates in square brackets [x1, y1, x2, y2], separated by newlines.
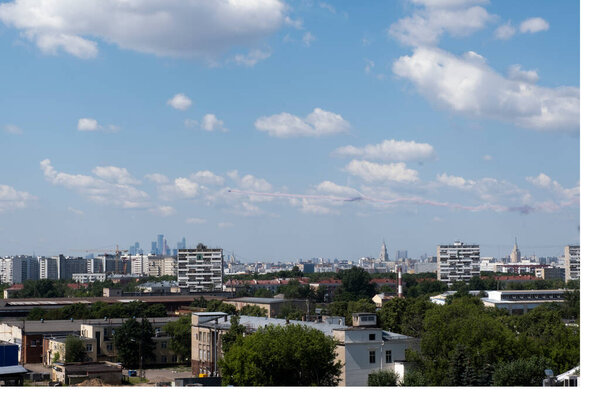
[1, 317, 179, 332]
[225, 297, 287, 304]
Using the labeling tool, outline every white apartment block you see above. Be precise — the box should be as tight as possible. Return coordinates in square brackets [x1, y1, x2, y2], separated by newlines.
[72, 273, 107, 284]
[437, 241, 480, 285]
[177, 244, 224, 292]
[130, 254, 149, 275]
[148, 256, 177, 277]
[565, 245, 580, 282]
[0, 256, 39, 284]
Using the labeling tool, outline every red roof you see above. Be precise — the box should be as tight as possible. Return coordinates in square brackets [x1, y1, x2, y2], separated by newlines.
[312, 279, 342, 285]
[67, 283, 89, 289]
[7, 284, 24, 290]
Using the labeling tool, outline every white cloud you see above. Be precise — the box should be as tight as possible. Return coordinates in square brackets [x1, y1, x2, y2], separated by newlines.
[191, 171, 225, 186]
[184, 119, 199, 129]
[299, 199, 337, 215]
[3, 124, 22, 135]
[319, 2, 336, 14]
[145, 173, 169, 184]
[0, 0, 287, 60]
[233, 49, 271, 67]
[227, 170, 272, 192]
[333, 139, 435, 162]
[388, 0, 494, 47]
[494, 22, 516, 40]
[40, 159, 149, 209]
[173, 178, 199, 198]
[218, 222, 233, 229]
[92, 166, 140, 185]
[77, 118, 99, 131]
[520, 17, 550, 34]
[167, 93, 192, 111]
[364, 59, 375, 74]
[77, 118, 118, 132]
[255, 108, 350, 138]
[0, 184, 35, 212]
[526, 173, 579, 201]
[186, 217, 206, 225]
[392, 47, 579, 132]
[315, 181, 360, 197]
[201, 114, 226, 132]
[508, 65, 539, 83]
[302, 32, 316, 47]
[284, 16, 303, 29]
[151, 206, 175, 217]
[344, 160, 419, 183]
[436, 173, 475, 189]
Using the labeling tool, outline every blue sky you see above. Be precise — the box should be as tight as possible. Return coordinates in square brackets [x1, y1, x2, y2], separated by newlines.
[0, 0, 579, 262]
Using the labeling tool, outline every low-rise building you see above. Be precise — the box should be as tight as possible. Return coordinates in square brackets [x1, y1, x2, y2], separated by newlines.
[42, 336, 97, 365]
[222, 297, 309, 318]
[190, 311, 419, 386]
[51, 362, 122, 385]
[481, 290, 567, 315]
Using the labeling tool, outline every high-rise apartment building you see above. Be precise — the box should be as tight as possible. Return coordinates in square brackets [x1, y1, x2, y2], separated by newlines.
[0, 256, 39, 284]
[157, 234, 165, 256]
[38, 257, 58, 280]
[565, 245, 580, 282]
[148, 256, 177, 277]
[437, 241, 480, 285]
[177, 244, 224, 292]
[56, 255, 88, 280]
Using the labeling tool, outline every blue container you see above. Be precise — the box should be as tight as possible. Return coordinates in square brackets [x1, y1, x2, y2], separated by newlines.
[0, 343, 19, 367]
[128, 370, 137, 377]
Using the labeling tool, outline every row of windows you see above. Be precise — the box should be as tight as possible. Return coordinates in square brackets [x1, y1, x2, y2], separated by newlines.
[369, 350, 393, 364]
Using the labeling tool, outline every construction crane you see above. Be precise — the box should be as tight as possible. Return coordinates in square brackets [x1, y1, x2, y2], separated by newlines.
[68, 245, 129, 274]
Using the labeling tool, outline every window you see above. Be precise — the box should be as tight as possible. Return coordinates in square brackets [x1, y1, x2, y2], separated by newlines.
[369, 333, 376, 341]
[386, 350, 392, 363]
[161, 356, 167, 363]
[369, 351, 376, 364]
[161, 342, 167, 349]
[172, 355, 178, 362]
[107, 343, 113, 351]
[86, 344, 93, 352]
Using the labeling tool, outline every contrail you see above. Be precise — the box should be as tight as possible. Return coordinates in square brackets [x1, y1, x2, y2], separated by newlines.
[227, 189, 511, 212]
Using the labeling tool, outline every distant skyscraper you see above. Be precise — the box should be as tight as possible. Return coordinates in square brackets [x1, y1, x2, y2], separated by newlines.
[151, 241, 158, 255]
[177, 237, 186, 250]
[157, 234, 164, 256]
[437, 241, 480, 285]
[396, 250, 408, 260]
[510, 238, 521, 263]
[379, 241, 390, 262]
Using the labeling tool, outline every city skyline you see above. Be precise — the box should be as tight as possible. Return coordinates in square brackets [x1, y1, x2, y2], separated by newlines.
[0, 0, 579, 262]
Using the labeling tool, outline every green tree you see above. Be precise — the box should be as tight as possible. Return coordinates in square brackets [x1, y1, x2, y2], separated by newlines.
[220, 324, 342, 386]
[240, 305, 267, 317]
[253, 288, 274, 298]
[367, 369, 399, 386]
[164, 314, 192, 364]
[492, 356, 550, 386]
[114, 318, 156, 369]
[378, 296, 433, 337]
[221, 315, 247, 354]
[335, 267, 376, 301]
[65, 335, 87, 363]
[190, 296, 208, 308]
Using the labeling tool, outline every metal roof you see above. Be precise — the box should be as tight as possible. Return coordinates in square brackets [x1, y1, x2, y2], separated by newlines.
[0, 365, 28, 375]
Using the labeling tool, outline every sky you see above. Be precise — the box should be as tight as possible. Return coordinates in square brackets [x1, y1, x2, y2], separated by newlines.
[0, 0, 580, 262]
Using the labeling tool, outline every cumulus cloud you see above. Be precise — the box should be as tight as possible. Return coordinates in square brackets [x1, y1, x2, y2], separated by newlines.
[191, 170, 225, 186]
[526, 173, 579, 201]
[233, 49, 271, 67]
[167, 93, 192, 111]
[507, 64, 539, 83]
[388, 0, 495, 47]
[4, 124, 22, 135]
[201, 114, 227, 132]
[227, 170, 272, 192]
[40, 159, 149, 209]
[315, 181, 360, 197]
[255, 108, 350, 138]
[77, 118, 118, 132]
[436, 173, 475, 189]
[520, 17, 550, 34]
[77, 118, 99, 131]
[92, 166, 140, 185]
[153, 169, 223, 201]
[333, 139, 435, 162]
[0, 0, 287, 60]
[0, 184, 35, 212]
[392, 47, 579, 132]
[344, 160, 419, 183]
[494, 22, 516, 40]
